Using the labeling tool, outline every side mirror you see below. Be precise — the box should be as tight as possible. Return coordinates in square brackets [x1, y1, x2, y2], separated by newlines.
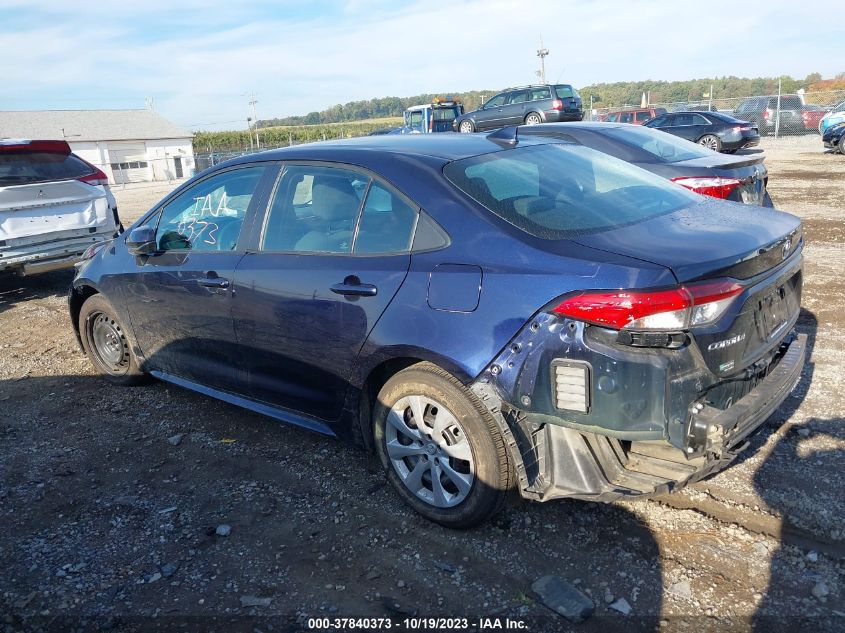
[126, 226, 158, 256]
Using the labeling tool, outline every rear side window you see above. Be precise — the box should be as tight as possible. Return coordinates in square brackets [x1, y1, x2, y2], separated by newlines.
[554, 85, 577, 99]
[619, 112, 633, 123]
[444, 143, 696, 238]
[354, 183, 418, 254]
[529, 87, 551, 101]
[0, 151, 94, 186]
[508, 90, 529, 104]
[635, 111, 651, 122]
[605, 113, 619, 122]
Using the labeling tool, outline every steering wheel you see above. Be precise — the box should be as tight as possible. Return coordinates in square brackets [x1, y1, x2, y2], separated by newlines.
[214, 217, 243, 251]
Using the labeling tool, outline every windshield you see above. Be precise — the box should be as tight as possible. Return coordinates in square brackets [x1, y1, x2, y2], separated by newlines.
[0, 151, 95, 186]
[444, 143, 697, 239]
[602, 126, 715, 162]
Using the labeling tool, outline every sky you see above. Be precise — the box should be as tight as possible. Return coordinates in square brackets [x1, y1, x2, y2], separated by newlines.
[0, 0, 842, 131]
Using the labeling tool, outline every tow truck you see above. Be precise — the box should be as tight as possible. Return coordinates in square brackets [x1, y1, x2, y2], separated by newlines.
[402, 97, 464, 133]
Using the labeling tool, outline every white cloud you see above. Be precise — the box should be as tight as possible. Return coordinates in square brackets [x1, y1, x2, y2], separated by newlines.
[0, 0, 842, 130]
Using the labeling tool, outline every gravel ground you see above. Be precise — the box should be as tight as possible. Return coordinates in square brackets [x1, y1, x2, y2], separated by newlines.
[1, 136, 843, 632]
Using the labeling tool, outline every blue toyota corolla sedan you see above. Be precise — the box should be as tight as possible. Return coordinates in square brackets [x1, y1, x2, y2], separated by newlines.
[70, 129, 805, 527]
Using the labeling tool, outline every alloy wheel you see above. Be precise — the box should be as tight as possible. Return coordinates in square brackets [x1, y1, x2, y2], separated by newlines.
[525, 114, 542, 125]
[459, 121, 474, 133]
[384, 394, 475, 508]
[699, 135, 719, 151]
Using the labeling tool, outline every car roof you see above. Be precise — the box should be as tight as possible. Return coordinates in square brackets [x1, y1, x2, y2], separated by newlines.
[222, 131, 556, 169]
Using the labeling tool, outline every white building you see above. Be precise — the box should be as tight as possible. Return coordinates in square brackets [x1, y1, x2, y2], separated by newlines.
[0, 109, 195, 185]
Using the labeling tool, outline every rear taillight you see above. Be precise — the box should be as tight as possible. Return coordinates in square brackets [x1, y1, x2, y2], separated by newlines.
[671, 176, 743, 200]
[550, 99, 563, 110]
[551, 279, 743, 331]
[77, 164, 109, 186]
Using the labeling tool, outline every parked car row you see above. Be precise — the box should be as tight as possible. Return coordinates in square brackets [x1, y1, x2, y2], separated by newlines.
[68, 122, 805, 527]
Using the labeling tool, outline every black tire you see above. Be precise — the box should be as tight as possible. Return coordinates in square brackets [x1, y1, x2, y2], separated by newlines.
[458, 119, 475, 134]
[839, 134, 845, 155]
[373, 362, 513, 528]
[524, 112, 543, 125]
[79, 294, 148, 385]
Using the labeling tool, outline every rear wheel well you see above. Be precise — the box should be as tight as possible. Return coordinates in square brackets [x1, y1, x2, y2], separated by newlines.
[357, 357, 430, 453]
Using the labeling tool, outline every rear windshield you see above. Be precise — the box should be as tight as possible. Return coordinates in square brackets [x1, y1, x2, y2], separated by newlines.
[601, 126, 713, 162]
[0, 151, 94, 186]
[554, 85, 579, 99]
[443, 143, 696, 238]
[432, 108, 459, 121]
[768, 96, 802, 109]
[706, 111, 744, 124]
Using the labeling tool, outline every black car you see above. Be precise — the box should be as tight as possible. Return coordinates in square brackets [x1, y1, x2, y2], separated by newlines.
[822, 121, 845, 153]
[454, 84, 582, 133]
[521, 122, 773, 206]
[643, 111, 760, 153]
[733, 95, 805, 136]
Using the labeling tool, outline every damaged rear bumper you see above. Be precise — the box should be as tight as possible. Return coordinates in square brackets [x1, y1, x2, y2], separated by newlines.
[472, 329, 806, 503]
[0, 230, 115, 275]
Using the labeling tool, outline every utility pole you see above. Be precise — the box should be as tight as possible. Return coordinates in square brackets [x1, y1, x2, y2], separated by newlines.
[247, 93, 260, 149]
[536, 38, 549, 85]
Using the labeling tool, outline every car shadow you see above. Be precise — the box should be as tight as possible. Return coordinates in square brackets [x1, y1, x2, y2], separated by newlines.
[0, 269, 74, 316]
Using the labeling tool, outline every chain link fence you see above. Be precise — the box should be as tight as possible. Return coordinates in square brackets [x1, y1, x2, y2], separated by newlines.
[586, 90, 845, 136]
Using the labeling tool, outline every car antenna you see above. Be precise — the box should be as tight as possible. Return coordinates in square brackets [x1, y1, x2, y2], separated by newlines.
[486, 126, 519, 148]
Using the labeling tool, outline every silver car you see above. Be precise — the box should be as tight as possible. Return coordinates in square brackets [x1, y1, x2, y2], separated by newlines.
[0, 140, 121, 275]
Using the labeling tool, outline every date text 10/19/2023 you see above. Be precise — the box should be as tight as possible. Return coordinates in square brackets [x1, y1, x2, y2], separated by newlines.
[307, 617, 528, 630]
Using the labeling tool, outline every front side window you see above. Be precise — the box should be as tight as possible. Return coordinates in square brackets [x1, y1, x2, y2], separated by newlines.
[674, 114, 695, 126]
[485, 94, 506, 108]
[635, 111, 651, 122]
[605, 113, 619, 122]
[407, 110, 425, 131]
[509, 90, 529, 105]
[619, 112, 633, 123]
[444, 143, 697, 238]
[155, 166, 265, 252]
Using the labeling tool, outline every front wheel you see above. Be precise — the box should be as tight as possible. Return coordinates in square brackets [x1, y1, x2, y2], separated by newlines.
[79, 294, 148, 385]
[458, 120, 475, 133]
[698, 134, 722, 152]
[524, 113, 542, 125]
[373, 362, 513, 528]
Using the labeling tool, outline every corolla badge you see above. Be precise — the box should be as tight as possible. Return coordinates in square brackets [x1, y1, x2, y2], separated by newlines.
[708, 332, 746, 351]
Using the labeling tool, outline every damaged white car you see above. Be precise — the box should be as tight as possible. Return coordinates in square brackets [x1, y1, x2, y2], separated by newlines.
[0, 139, 122, 275]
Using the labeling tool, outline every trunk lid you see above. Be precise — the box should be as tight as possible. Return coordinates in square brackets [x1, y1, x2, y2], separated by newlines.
[571, 198, 803, 379]
[670, 154, 768, 206]
[569, 198, 801, 283]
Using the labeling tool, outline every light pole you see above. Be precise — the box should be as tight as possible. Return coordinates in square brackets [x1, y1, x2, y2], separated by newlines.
[536, 40, 549, 84]
[247, 117, 254, 151]
[248, 93, 260, 149]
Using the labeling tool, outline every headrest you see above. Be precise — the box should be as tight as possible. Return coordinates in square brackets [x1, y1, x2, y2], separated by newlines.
[311, 176, 359, 221]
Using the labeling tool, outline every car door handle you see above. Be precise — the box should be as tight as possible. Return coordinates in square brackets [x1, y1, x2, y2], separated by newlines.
[198, 277, 230, 288]
[331, 280, 378, 297]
